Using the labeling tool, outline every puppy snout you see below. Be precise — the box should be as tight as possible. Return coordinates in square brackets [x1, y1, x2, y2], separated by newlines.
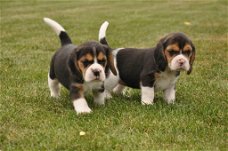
[92, 69, 101, 77]
[178, 58, 185, 66]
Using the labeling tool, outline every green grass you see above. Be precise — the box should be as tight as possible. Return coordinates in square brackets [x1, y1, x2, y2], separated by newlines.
[1, 0, 227, 150]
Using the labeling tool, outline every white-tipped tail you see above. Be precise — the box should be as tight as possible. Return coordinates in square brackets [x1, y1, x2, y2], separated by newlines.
[99, 21, 109, 41]
[43, 17, 65, 35]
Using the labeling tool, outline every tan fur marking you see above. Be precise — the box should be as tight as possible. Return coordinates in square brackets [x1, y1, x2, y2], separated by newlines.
[77, 60, 86, 74]
[165, 43, 180, 64]
[119, 79, 126, 86]
[97, 52, 106, 60]
[77, 53, 94, 75]
[154, 72, 161, 80]
[85, 53, 94, 61]
[183, 44, 193, 60]
[166, 43, 180, 51]
[165, 49, 174, 63]
[72, 83, 84, 98]
[183, 44, 192, 52]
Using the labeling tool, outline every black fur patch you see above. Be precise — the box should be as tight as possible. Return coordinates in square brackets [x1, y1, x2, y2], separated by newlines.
[115, 32, 195, 89]
[59, 31, 72, 46]
[100, 37, 108, 46]
[50, 41, 108, 90]
[117, 48, 155, 88]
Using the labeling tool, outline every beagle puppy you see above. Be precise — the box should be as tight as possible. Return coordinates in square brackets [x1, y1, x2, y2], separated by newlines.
[44, 18, 116, 114]
[102, 32, 195, 105]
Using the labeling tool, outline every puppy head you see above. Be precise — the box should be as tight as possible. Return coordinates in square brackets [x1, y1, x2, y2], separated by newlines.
[69, 41, 117, 82]
[154, 32, 195, 74]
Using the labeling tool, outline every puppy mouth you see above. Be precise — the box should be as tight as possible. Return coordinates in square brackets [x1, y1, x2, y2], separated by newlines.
[177, 66, 189, 71]
[93, 77, 103, 81]
[169, 65, 187, 72]
[176, 68, 185, 71]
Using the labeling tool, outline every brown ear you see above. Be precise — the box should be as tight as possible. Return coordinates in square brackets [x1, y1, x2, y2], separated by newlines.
[104, 46, 117, 75]
[187, 44, 196, 75]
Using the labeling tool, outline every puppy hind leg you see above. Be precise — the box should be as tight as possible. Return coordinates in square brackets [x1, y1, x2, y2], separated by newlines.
[48, 73, 60, 98]
[113, 84, 125, 94]
[104, 72, 119, 99]
[104, 90, 113, 99]
[93, 91, 105, 105]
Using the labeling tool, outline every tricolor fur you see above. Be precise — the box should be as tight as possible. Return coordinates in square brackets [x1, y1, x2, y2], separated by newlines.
[44, 18, 116, 114]
[101, 30, 196, 105]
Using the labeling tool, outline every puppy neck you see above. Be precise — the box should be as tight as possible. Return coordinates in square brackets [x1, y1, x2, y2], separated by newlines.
[163, 67, 180, 77]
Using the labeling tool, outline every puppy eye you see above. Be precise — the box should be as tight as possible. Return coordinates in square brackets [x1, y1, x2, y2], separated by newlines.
[183, 51, 191, 56]
[168, 50, 179, 56]
[83, 60, 93, 67]
[98, 59, 106, 66]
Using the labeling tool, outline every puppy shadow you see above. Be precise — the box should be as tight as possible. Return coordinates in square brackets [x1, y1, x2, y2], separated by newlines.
[47, 89, 103, 113]
[108, 88, 168, 105]
[46, 88, 180, 115]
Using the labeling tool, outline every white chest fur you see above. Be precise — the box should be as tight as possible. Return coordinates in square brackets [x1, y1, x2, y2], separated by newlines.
[154, 71, 179, 91]
[83, 81, 103, 92]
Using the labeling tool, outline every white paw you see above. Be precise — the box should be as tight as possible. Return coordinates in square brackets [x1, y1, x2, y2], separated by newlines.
[48, 75, 61, 98]
[141, 100, 154, 105]
[141, 86, 154, 105]
[105, 90, 113, 99]
[166, 99, 175, 104]
[73, 98, 92, 114]
[164, 87, 175, 104]
[76, 106, 92, 114]
[51, 92, 60, 98]
[94, 97, 105, 105]
[93, 91, 105, 105]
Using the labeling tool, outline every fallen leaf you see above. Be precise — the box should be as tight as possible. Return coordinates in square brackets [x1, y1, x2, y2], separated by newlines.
[184, 21, 191, 26]
[79, 131, 86, 136]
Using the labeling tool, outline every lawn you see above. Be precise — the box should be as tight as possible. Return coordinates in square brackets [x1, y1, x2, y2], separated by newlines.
[1, 0, 227, 150]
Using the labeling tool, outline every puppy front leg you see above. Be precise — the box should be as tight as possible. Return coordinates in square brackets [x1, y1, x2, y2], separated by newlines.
[141, 86, 155, 105]
[164, 85, 175, 104]
[93, 90, 105, 105]
[113, 84, 125, 94]
[70, 84, 92, 114]
[140, 76, 155, 105]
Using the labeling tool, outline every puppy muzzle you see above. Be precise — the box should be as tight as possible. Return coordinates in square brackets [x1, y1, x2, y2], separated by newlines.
[84, 63, 106, 82]
[169, 54, 190, 72]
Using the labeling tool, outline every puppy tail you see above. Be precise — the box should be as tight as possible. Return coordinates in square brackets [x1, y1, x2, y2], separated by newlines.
[43, 17, 72, 46]
[99, 21, 109, 45]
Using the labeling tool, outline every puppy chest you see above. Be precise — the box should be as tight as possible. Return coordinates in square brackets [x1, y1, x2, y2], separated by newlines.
[154, 72, 178, 90]
[83, 81, 104, 92]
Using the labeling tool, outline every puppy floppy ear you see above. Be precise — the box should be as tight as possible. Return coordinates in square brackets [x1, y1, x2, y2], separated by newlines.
[154, 39, 168, 72]
[68, 49, 81, 75]
[187, 44, 196, 75]
[103, 45, 117, 76]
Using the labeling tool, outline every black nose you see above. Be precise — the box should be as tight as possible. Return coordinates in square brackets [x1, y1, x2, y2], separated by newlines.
[178, 58, 185, 66]
[179, 62, 184, 66]
[92, 69, 100, 77]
